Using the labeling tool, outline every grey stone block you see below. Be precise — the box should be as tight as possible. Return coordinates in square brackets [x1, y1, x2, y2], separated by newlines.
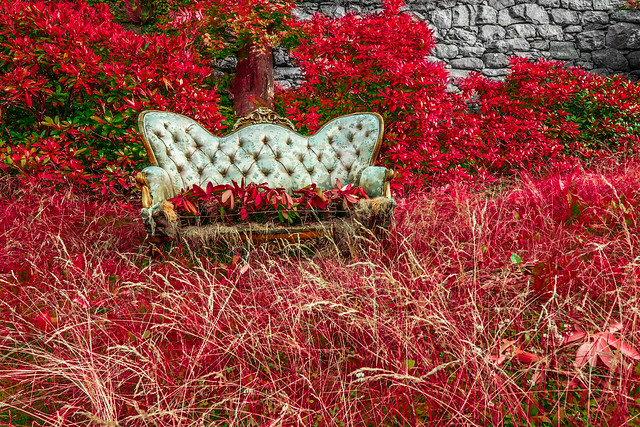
[565, 25, 583, 33]
[272, 48, 290, 67]
[593, 48, 630, 70]
[582, 11, 609, 25]
[508, 4, 550, 24]
[606, 23, 640, 50]
[576, 30, 606, 51]
[611, 10, 640, 24]
[275, 80, 294, 90]
[593, 0, 619, 10]
[628, 51, 640, 70]
[551, 9, 580, 25]
[531, 40, 551, 49]
[487, 0, 516, 10]
[561, 0, 592, 10]
[498, 9, 518, 26]
[407, 11, 426, 21]
[479, 25, 507, 42]
[538, 0, 561, 6]
[274, 67, 303, 80]
[507, 23, 537, 38]
[584, 23, 608, 31]
[487, 40, 510, 52]
[550, 41, 580, 59]
[482, 68, 510, 77]
[217, 56, 237, 70]
[429, 9, 452, 29]
[538, 25, 564, 40]
[460, 46, 487, 57]
[451, 28, 478, 44]
[574, 61, 594, 69]
[476, 6, 498, 24]
[291, 7, 313, 21]
[452, 5, 472, 27]
[450, 57, 485, 69]
[483, 52, 511, 67]
[507, 38, 532, 50]
[448, 68, 473, 80]
[435, 44, 460, 59]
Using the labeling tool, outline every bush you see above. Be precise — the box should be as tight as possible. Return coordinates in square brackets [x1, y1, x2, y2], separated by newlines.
[279, 0, 475, 191]
[461, 59, 640, 168]
[0, 0, 225, 194]
[281, 2, 640, 192]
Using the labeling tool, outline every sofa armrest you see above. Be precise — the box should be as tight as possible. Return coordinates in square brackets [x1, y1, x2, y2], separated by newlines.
[136, 166, 179, 238]
[136, 166, 176, 208]
[358, 166, 394, 198]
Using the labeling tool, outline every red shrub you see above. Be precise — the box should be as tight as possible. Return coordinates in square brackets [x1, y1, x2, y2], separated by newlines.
[281, 2, 640, 192]
[0, 0, 225, 194]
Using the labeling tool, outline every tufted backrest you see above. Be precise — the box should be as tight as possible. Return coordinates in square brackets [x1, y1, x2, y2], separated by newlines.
[138, 110, 384, 193]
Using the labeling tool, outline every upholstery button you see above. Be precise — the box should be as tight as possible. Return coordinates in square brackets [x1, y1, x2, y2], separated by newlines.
[262, 136, 268, 144]
[356, 123, 363, 130]
[297, 154, 303, 162]
[286, 138, 291, 145]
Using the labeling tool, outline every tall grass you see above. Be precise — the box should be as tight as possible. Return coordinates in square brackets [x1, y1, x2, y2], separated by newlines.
[1, 161, 639, 425]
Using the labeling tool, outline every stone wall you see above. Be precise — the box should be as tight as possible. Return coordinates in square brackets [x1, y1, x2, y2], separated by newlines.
[273, 0, 640, 87]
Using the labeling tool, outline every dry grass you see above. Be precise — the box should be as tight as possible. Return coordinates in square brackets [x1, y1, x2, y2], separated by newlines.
[1, 162, 640, 425]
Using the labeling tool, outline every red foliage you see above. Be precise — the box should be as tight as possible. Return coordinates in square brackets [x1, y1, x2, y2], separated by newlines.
[2, 160, 640, 423]
[0, 0, 225, 194]
[168, 180, 368, 224]
[281, 2, 640, 192]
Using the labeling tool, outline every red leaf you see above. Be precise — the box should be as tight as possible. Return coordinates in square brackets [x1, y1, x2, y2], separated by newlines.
[184, 199, 199, 216]
[607, 321, 623, 334]
[603, 333, 640, 360]
[563, 330, 587, 345]
[594, 335, 614, 368]
[575, 341, 596, 368]
[515, 349, 542, 364]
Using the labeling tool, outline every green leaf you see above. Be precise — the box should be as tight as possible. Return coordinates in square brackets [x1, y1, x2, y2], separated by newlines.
[510, 253, 523, 264]
[402, 359, 416, 369]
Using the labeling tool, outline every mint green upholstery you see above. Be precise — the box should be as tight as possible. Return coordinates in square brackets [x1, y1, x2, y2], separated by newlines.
[139, 110, 387, 195]
[137, 110, 394, 237]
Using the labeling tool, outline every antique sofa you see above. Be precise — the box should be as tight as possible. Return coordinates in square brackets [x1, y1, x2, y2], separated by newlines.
[136, 108, 395, 245]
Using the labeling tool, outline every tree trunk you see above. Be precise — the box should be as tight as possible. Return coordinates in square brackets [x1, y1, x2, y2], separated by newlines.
[233, 43, 275, 117]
